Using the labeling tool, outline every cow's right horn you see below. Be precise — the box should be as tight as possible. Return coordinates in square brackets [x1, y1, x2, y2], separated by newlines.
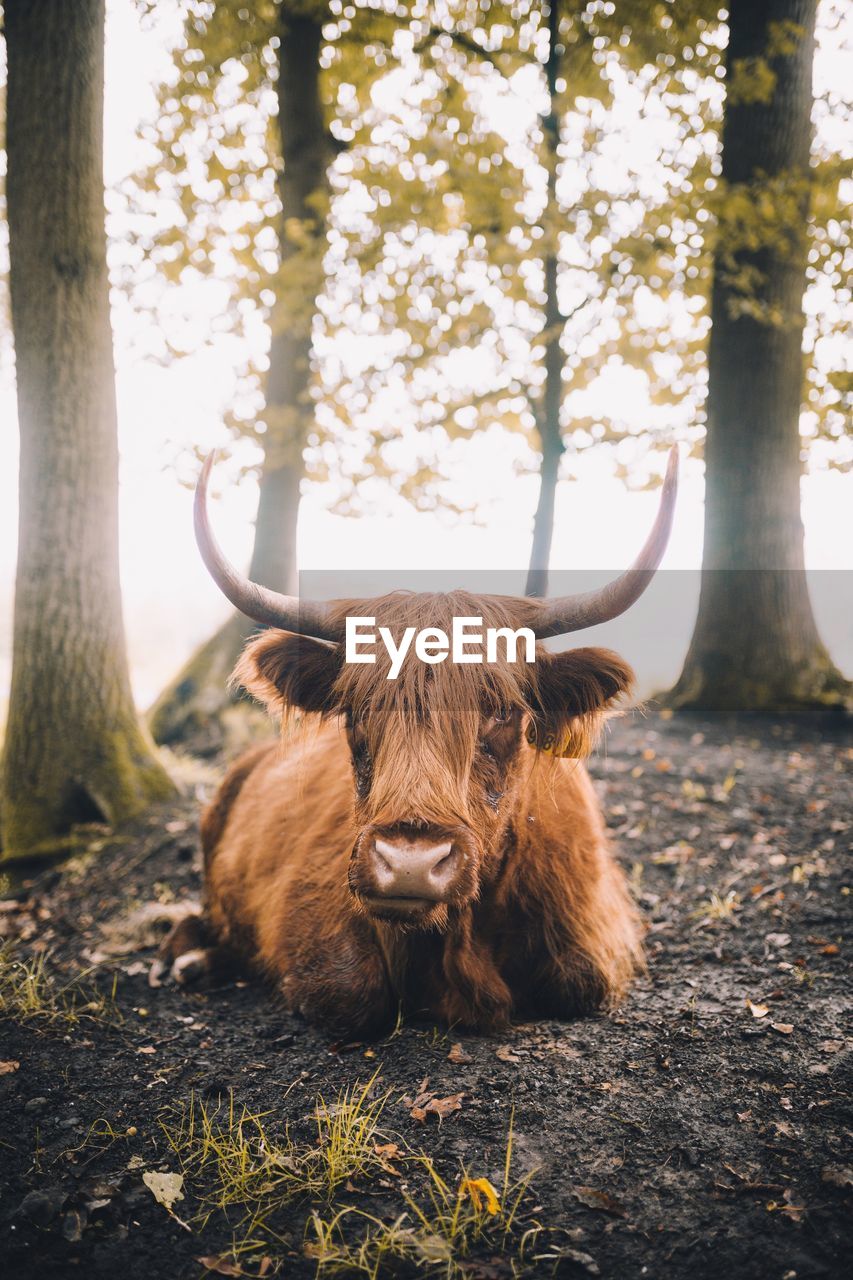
[194, 452, 340, 641]
[530, 444, 679, 638]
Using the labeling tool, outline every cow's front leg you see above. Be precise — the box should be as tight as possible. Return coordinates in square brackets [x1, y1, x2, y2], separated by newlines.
[278, 917, 397, 1039]
[151, 912, 239, 988]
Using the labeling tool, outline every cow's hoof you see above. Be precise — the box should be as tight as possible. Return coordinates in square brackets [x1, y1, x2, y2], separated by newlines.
[171, 948, 213, 986]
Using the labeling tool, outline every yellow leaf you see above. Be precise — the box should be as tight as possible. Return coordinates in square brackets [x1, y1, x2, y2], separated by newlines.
[461, 1176, 500, 1215]
[143, 1170, 184, 1213]
[746, 999, 769, 1019]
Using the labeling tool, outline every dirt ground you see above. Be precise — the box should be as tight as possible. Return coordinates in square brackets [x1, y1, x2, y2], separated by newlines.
[1, 711, 850, 1279]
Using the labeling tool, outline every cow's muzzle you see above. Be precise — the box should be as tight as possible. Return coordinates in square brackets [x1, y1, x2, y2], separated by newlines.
[350, 825, 477, 921]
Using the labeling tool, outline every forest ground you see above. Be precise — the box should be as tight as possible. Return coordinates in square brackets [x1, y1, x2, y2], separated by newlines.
[0, 712, 850, 1280]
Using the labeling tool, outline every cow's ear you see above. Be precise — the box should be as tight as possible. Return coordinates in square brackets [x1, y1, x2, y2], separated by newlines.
[527, 647, 634, 758]
[232, 630, 342, 716]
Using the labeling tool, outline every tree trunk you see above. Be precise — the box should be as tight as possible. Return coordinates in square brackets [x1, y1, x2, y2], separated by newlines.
[1, 0, 175, 861]
[526, 0, 565, 597]
[669, 0, 850, 716]
[148, 3, 331, 751]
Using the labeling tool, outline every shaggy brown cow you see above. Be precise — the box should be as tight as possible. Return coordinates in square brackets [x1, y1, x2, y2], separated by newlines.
[159, 448, 678, 1036]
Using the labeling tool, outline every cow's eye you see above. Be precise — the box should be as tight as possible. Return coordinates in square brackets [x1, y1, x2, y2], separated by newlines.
[352, 740, 372, 797]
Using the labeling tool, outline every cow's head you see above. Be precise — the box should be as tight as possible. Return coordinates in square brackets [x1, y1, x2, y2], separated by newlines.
[195, 449, 677, 931]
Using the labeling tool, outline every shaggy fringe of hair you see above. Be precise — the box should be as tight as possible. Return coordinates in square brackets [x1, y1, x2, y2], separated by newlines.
[232, 590, 634, 828]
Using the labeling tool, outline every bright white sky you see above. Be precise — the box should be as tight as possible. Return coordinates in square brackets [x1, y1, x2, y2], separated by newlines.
[0, 0, 850, 706]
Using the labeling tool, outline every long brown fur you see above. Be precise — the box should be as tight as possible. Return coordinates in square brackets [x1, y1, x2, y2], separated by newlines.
[181, 592, 644, 1036]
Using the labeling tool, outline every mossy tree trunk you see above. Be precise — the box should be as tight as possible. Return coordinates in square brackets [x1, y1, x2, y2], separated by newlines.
[1, 0, 175, 861]
[526, 0, 565, 598]
[149, 3, 332, 751]
[669, 0, 850, 717]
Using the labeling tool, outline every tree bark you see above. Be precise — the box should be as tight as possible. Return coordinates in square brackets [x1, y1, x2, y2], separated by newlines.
[526, 0, 565, 597]
[1, 0, 175, 860]
[669, 0, 850, 716]
[149, 3, 331, 750]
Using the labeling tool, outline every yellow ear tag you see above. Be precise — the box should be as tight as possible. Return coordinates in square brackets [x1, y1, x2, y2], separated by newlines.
[526, 722, 584, 758]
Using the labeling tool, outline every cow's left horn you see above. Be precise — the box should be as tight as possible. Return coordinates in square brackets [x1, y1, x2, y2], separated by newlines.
[532, 444, 679, 639]
[194, 452, 341, 641]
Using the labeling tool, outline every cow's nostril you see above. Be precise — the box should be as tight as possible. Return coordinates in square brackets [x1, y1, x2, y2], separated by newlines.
[374, 846, 393, 876]
[430, 848, 458, 881]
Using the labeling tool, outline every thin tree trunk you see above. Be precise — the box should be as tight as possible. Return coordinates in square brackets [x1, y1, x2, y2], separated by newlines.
[1, 0, 174, 860]
[148, 3, 331, 750]
[251, 4, 329, 592]
[526, 0, 565, 597]
[670, 0, 849, 716]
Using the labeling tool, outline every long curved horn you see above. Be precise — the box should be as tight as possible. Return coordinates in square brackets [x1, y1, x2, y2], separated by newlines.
[532, 444, 679, 639]
[194, 452, 341, 641]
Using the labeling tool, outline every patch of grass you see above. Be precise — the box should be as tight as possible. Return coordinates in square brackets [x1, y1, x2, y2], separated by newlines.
[0, 943, 120, 1026]
[313, 1079, 390, 1197]
[163, 1089, 547, 1277]
[694, 889, 740, 921]
[305, 1112, 540, 1278]
[160, 1075, 389, 1236]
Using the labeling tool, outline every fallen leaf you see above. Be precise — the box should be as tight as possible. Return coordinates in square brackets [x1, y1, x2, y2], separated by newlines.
[448, 1042, 472, 1064]
[143, 1170, 184, 1213]
[495, 1045, 521, 1064]
[821, 1165, 853, 1189]
[327, 1040, 364, 1055]
[411, 1233, 453, 1265]
[197, 1257, 244, 1277]
[62, 1208, 86, 1242]
[819, 1040, 844, 1054]
[780, 1188, 806, 1222]
[573, 1186, 627, 1217]
[408, 1092, 463, 1123]
[821, 944, 839, 956]
[460, 1176, 501, 1215]
[374, 1142, 403, 1175]
[771, 1023, 794, 1035]
[0, 1061, 20, 1075]
[137, 1045, 157, 1055]
[746, 999, 769, 1019]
